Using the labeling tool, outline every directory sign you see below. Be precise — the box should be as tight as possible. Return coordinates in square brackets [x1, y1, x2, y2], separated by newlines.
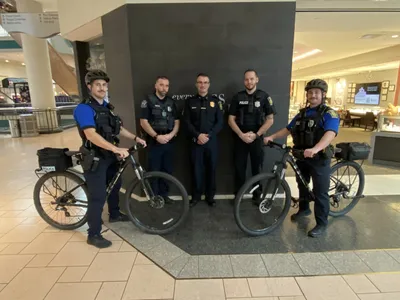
[354, 82, 381, 105]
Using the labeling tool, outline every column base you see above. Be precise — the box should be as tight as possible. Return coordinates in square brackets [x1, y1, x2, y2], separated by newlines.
[32, 109, 62, 134]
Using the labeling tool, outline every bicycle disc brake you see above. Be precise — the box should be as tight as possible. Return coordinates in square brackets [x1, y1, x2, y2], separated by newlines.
[259, 198, 273, 214]
[149, 195, 165, 209]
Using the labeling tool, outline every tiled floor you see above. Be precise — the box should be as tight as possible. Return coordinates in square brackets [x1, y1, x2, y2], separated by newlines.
[1, 128, 400, 299]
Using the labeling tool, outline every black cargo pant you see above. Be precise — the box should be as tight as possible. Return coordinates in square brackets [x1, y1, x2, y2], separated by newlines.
[83, 155, 122, 237]
[295, 157, 331, 226]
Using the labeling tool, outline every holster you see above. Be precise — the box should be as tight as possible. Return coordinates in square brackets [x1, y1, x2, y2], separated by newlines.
[320, 144, 334, 159]
[79, 146, 100, 172]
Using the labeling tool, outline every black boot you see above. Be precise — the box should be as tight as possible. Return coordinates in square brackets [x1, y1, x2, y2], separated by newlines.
[206, 198, 216, 207]
[308, 224, 327, 238]
[190, 197, 200, 207]
[109, 213, 130, 223]
[290, 209, 312, 221]
[87, 234, 112, 248]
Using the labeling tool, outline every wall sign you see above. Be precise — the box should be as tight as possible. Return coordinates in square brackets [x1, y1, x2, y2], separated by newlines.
[0, 12, 60, 38]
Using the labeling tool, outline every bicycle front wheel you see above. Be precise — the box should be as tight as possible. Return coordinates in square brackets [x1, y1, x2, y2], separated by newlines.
[234, 172, 292, 236]
[124, 171, 189, 235]
[328, 160, 365, 217]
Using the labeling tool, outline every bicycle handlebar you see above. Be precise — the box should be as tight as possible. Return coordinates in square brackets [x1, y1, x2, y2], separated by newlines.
[128, 143, 146, 153]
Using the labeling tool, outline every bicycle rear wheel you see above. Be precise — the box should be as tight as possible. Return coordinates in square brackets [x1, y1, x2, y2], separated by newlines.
[328, 160, 365, 217]
[234, 172, 292, 236]
[124, 171, 189, 235]
[33, 171, 89, 230]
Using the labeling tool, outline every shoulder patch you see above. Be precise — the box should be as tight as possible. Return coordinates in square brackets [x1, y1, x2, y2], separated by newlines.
[267, 96, 273, 106]
[141, 100, 147, 108]
[326, 110, 338, 118]
[218, 101, 223, 110]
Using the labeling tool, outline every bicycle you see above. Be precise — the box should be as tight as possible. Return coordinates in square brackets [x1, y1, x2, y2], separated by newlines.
[233, 140, 367, 236]
[33, 144, 190, 235]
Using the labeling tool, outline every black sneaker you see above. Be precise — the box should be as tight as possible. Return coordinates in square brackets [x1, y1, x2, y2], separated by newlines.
[163, 196, 174, 204]
[190, 198, 200, 207]
[109, 213, 130, 223]
[308, 224, 327, 238]
[87, 235, 112, 248]
[290, 209, 312, 221]
[206, 198, 216, 207]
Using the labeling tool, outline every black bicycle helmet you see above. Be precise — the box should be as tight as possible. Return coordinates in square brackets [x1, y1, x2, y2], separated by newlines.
[305, 79, 328, 93]
[85, 69, 110, 85]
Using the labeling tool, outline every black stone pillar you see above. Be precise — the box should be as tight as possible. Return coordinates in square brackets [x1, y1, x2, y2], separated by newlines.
[72, 41, 91, 100]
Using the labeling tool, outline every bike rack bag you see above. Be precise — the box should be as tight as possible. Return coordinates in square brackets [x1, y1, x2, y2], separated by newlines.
[37, 147, 73, 172]
[335, 142, 371, 161]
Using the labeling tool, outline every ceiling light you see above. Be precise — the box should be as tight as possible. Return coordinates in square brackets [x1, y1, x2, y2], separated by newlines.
[5, 60, 9, 63]
[292, 49, 322, 62]
[21, 62, 25, 66]
[392, 35, 399, 38]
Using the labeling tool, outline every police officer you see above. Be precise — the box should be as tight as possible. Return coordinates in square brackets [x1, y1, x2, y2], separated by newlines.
[183, 73, 224, 207]
[228, 69, 276, 201]
[73, 70, 146, 248]
[264, 79, 340, 238]
[140, 76, 180, 201]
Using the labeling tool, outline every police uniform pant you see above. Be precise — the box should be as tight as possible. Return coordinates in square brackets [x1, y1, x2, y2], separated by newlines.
[295, 158, 331, 226]
[191, 137, 218, 201]
[148, 139, 174, 197]
[84, 155, 122, 237]
[233, 135, 264, 195]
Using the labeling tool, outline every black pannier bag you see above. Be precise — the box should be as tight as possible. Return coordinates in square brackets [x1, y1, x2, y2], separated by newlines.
[335, 142, 371, 161]
[37, 147, 73, 172]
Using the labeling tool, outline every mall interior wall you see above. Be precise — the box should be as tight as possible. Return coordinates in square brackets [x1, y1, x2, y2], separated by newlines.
[101, 1, 296, 195]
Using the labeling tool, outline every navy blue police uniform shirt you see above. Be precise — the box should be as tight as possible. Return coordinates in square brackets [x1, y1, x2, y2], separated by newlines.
[73, 99, 109, 130]
[286, 105, 340, 135]
[140, 94, 179, 121]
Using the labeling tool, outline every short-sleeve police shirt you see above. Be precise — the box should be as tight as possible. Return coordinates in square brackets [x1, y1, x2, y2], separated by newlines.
[228, 90, 276, 117]
[73, 99, 109, 130]
[140, 95, 178, 121]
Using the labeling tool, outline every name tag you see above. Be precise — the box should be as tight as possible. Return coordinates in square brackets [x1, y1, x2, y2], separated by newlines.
[239, 101, 249, 105]
[201, 107, 206, 110]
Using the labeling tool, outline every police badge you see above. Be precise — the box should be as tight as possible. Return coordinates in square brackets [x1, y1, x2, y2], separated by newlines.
[255, 101, 260, 107]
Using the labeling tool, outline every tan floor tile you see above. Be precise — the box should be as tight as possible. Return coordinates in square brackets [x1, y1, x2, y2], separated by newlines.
[18, 206, 39, 217]
[102, 229, 122, 241]
[358, 293, 400, 300]
[0, 242, 28, 254]
[0, 212, 5, 216]
[174, 279, 224, 300]
[27, 254, 56, 267]
[279, 297, 306, 300]
[134, 253, 154, 265]
[119, 241, 137, 252]
[227, 298, 278, 300]
[248, 277, 303, 297]
[0, 254, 34, 283]
[44, 282, 102, 300]
[21, 232, 73, 254]
[0, 244, 8, 252]
[0, 211, 23, 218]
[296, 275, 359, 300]
[0, 267, 64, 300]
[43, 226, 62, 233]
[69, 231, 87, 242]
[343, 275, 380, 294]
[96, 282, 126, 300]
[58, 267, 88, 282]
[20, 217, 42, 225]
[366, 273, 400, 293]
[0, 199, 33, 211]
[83, 252, 137, 282]
[0, 284, 5, 292]
[0, 224, 47, 243]
[123, 265, 175, 300]
[49, 242, 99, 267]
[99, 241, 123, 253]
[0, 217, 26, 234]
[223, 278, 251, 298]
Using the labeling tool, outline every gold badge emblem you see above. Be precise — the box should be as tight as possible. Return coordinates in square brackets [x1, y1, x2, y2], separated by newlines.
[210, 101, 215, 107]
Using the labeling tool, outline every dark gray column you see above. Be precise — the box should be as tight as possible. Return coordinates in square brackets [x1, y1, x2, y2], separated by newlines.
[102, 2, 296, 195]
[72, 41, 91, 100]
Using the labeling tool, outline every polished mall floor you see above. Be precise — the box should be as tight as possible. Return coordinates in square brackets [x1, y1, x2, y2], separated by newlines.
[0, 128, 400, 299]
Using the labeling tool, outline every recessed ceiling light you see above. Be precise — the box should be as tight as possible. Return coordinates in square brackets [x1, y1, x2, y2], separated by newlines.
[392, 35, 399, 38]
[360, 34, 383, 39]
[292, 49, 322, 62]
[5, 60, 9, 63]
[21, 62, 25, 65]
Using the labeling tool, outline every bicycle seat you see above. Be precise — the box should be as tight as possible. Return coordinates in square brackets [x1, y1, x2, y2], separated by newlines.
[65, 151, 81, 157]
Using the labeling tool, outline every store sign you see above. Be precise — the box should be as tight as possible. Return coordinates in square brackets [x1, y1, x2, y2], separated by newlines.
[0, 12, 60, 38]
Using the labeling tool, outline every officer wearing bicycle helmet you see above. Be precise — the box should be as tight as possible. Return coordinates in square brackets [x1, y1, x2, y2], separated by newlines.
[263, 79, 339, 238]
[73, 69, 146, 249]
[139, 76, 180, 202]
